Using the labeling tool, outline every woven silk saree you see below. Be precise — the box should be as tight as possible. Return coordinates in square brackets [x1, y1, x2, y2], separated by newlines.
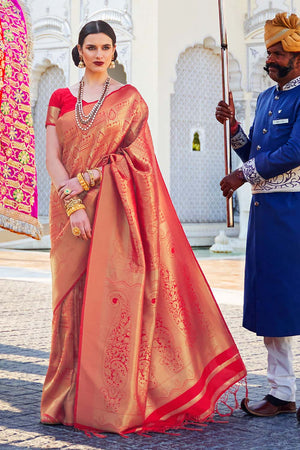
[41, 85, 246, 434]
[0, 0, 41, 238]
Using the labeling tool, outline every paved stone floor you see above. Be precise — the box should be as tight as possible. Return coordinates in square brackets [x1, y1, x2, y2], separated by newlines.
[0, 250, 300, 449]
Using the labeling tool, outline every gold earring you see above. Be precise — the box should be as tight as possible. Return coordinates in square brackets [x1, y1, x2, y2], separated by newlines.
[78, 57, 85, 69]
[109, 60, 116, 69]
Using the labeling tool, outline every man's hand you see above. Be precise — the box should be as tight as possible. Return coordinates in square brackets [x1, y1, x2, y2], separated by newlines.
[215, 91, 237, 127]
[220, 169, 246, 198]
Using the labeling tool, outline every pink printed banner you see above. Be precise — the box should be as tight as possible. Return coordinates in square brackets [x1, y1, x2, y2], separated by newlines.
[0, 0, 42, 239]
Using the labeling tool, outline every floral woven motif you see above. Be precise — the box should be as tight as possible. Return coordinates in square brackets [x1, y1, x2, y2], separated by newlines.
[0, 0, 41, 239]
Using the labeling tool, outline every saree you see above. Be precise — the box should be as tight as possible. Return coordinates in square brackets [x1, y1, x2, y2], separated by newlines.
[0, 0, 41, 239]
[41, 85, 246, 434]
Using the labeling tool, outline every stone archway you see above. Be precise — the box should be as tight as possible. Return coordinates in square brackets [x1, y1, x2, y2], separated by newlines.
[33, 65, 66, 216]
[170, 42, 244, 223]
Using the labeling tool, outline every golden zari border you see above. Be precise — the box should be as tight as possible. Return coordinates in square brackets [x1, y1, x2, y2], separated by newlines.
[0, 206, 42, 240]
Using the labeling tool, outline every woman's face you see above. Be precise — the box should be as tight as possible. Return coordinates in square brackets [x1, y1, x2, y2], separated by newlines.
[78, 32, 116, 73]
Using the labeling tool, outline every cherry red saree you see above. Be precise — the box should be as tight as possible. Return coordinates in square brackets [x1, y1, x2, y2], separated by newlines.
[41, 85, 246, 434]
[0, 0, 41, 239]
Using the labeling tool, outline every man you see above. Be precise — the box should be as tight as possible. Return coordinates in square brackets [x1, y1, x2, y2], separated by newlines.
[216, 12, 300, 418]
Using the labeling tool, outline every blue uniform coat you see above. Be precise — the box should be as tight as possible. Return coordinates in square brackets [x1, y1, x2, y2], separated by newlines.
[234, 83, 300, 337]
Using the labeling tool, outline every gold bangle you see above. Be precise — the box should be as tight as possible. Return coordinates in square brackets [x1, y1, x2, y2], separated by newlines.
[65, 197, 82, 214]
[77, 172, 90, 191]
[86, 169, 95, 187]
[66, 203, 86, 217]
[94, 167, 103, 185]
[65, 197, 82, 208]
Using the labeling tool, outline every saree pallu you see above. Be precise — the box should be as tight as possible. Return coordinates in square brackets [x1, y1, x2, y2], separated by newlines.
[41, 85, 246, 434]
[0, 0, 41, 239]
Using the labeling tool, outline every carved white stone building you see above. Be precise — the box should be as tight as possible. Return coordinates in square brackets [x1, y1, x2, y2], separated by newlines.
[19, 0, 299, 245]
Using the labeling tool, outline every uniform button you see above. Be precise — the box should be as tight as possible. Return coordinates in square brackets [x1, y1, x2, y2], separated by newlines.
[275, 95, 279, 100]
[263, 128, 268, 134]
[254, 201, 260, 206]
[268, 110, 272, 116]
[257, 145, 261, 150]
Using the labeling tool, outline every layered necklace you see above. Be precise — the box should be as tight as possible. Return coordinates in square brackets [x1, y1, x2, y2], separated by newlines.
[75, 76, 111, 131]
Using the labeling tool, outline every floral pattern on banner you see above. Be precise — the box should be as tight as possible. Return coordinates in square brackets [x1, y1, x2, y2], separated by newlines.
[0, 0, 41, 239]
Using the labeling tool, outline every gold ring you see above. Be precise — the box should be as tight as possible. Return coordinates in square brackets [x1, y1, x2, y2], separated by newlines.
[72, 226, 81, 236]
[64, 188, 71, 195]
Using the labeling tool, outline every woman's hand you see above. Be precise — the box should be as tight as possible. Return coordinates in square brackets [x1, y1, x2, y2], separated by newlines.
[69, 208, 92, 240]
[58, 177, 83, 201]
[215, 91, 237, 127]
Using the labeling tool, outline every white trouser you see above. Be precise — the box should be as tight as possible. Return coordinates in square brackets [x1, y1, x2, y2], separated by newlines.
[264, 336, 296, 402]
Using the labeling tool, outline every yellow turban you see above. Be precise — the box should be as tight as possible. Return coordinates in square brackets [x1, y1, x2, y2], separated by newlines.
[264, 12, 300, 52]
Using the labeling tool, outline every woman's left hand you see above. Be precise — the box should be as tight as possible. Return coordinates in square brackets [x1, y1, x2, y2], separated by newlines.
[58, 177, 83, 201]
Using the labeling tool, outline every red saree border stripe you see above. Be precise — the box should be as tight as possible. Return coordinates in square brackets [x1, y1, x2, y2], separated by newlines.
[53, 269, 87, 315]
[185, 360, 246, 418]
[49, 218, 71, 255]
[143, 345, 243, 424]
[125, 361, 245, 434]
[74, 169, 105, 424]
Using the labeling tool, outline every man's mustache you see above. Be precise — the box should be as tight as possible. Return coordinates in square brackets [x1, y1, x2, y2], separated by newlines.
[264, 62, 293, 78]
[264, 63, 282, 72]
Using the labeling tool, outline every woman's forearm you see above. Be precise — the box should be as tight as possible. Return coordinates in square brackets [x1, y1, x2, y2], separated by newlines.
[46, 125, 70, 190]
[46, 156, 70, 190]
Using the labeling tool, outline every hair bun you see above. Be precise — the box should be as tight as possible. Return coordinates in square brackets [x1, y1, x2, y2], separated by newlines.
[72, 46, 80, 67]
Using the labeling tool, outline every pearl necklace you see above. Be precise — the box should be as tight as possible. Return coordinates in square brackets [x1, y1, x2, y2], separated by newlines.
[75, 77, 111, 131]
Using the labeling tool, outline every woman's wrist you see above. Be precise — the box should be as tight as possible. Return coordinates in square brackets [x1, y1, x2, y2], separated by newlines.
[82, 167, 103, 188]
[65, 196, 86, 216]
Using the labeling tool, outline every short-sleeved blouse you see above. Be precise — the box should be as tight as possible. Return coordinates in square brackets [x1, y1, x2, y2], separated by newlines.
[46, 88, 101, 126]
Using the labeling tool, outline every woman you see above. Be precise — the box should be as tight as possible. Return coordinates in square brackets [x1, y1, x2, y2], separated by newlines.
[41, 20, 246, 435]
[0, 0, 41, 239]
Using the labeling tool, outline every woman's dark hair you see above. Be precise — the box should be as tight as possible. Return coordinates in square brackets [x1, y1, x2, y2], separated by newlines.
[72, 20, 118, 67]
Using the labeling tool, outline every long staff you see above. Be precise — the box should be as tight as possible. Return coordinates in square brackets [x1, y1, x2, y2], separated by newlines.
[218, 0, 234, 227]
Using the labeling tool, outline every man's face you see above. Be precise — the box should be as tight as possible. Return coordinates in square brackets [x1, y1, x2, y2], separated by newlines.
[264, 42, 300, 85]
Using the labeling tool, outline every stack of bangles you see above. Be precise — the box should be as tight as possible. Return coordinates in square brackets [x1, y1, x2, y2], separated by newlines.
[64, 168, 103, 217]
[76, 167, 103, 192]
[65, 197, 85, 217]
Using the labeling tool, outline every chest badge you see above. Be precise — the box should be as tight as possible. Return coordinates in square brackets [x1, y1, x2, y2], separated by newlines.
[273, 118, 289, 125]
